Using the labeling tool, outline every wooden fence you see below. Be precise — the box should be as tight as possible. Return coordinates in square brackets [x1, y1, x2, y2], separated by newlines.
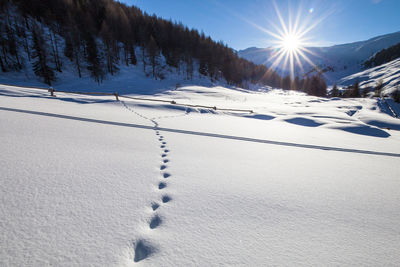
[1, 83, 253, 113]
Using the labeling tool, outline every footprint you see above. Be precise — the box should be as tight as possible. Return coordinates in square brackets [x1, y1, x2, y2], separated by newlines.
[162, 195, 171, 203]
[133, 239, 155, 262]
[151, 203, 160, 211]
[162, 142, 166, 145]
[161, 154, 167, 158]
[163, 159, 169, 164]
[160, 165, 167, 170]
[149, 215, 162, 229]
[161, 145, 166, 148]
[164, 149, 169, 153]
[158, 182, 167, 189]
[163, 173, 171, 179]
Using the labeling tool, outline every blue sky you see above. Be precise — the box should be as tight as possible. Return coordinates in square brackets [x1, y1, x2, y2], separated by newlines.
[121, 0, 400, 50]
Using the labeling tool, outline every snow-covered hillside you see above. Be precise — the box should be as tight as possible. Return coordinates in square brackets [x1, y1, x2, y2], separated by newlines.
[1, 84, 400, 266]
[339, 57, 400, 95]
[238, 31, 400, 84]
[0, 57, 218, 95]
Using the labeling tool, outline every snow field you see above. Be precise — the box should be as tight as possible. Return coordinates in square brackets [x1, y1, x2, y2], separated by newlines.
[1, 84, 400, 266]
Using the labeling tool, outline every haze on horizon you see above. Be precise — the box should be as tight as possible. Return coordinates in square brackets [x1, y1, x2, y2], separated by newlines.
[122, 0, 400, 50]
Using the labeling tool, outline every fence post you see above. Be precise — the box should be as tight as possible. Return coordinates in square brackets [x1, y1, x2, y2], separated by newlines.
[48, 87, 55, 97]
[114, 92, 119, 101]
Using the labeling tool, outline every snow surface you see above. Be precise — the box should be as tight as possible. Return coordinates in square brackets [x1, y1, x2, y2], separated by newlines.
[1, 84, 400, 266]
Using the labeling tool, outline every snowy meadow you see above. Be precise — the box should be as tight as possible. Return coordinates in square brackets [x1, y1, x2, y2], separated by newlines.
[1, 84, 400, 266]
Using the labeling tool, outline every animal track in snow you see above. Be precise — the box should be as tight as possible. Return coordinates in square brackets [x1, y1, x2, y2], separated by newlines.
[162, 195, 172, 203]
[133, 239, 155, 262]
[149, 215, 162, 229]
[120, 101, 177, 263]
[151, 203, 160, 211]
[158, 182, 167, 190]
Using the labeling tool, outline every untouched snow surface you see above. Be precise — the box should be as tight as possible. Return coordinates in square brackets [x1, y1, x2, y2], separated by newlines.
[1, 84, 400, 266]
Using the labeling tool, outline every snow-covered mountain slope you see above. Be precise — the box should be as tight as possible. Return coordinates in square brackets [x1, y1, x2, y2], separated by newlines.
[1, 84, 400, 266]
[339, 57, 400, 94]
[239, 31, 400, 84]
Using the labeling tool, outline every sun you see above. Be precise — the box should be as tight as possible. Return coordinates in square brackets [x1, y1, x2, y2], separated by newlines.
[244, 2, 330, 80]
[281, 33, 301, 52]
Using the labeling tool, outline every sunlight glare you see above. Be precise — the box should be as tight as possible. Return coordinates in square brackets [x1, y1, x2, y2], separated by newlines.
[260, 1, 331, 79]
[282, 34, 301, 52]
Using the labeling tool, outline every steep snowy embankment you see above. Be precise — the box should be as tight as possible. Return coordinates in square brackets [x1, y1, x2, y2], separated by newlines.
[339, 57, 400, 95]
[1, 84, 400, 266]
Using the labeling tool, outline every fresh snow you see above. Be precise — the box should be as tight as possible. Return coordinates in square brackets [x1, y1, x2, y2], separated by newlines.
[1, 84, 400, 266]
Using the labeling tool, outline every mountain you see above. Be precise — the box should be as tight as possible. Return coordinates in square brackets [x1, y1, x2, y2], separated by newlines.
[238, 31, 400, 84]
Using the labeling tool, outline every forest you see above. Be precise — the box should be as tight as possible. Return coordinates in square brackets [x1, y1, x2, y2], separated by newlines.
[0, 0, 285, 87]
[364, 42, 400, 68]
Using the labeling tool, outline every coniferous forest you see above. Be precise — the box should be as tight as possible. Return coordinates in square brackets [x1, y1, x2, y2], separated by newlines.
[364, 42, 400, 68]
[0, 0, 286, 88]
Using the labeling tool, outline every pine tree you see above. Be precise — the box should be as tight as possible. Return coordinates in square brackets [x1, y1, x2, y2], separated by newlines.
[393, 86, 400, 103]
[101, 22, 119, 75]
[374, 79, 384, 97]
[305, 74, 327, 97]
[146, 35, 159, 79]
[128, 43, 137, 65]
[85, 34, 103, 84]
[31, 24, 55, 85]
[330, 83, 340, 97]
[351, 81, 360, 97]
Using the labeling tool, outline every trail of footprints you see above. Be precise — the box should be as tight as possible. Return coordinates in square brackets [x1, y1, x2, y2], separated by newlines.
[121, 101, 176, 262]
[133, 129, 173, 262]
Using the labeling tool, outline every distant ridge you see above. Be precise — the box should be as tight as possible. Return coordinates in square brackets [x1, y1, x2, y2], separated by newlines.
[238, 31, 400, 84]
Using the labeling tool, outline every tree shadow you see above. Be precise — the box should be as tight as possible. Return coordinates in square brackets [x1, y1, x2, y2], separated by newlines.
[0, 89, 114, 105]
[243, 114, 275, 121]
[285, 117, 324, 127]
[337, 125, 390, 138]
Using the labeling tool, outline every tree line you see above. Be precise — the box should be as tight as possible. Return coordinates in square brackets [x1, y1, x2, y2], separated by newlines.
[329, 79, 400, 103]
[364, 42, 400, 68]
